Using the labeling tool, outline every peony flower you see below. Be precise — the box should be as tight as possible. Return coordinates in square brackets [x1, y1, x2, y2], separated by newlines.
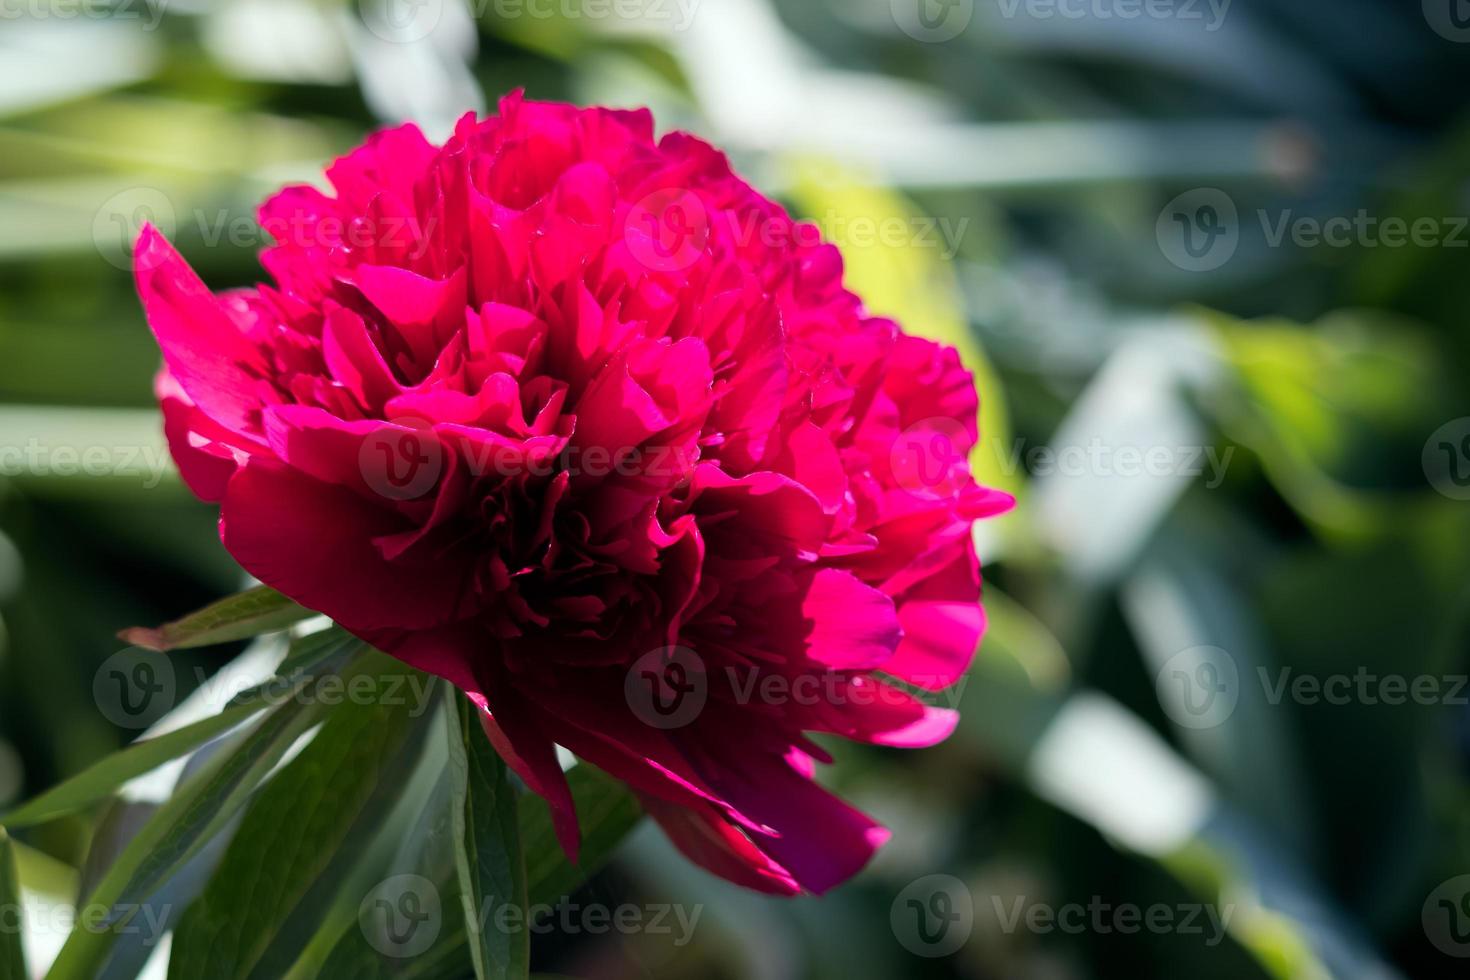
[134, 91, 1012, 895]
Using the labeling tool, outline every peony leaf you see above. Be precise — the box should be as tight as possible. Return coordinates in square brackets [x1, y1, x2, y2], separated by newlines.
[119, 585, 315, 651]
[165, 655, 429, 980]
[46, 631, 368, 980]
[446, 687, 529, 980]
[0, 829, 26, 980]
[519, 763, 641, 907]
[0, 627, 356, 829]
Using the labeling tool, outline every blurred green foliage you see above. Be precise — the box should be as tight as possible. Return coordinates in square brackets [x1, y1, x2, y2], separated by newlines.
[1, 1, 1469, 978]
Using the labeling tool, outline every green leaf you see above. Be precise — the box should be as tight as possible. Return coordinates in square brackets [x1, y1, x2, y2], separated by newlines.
[0, 829, 27, 980]
[1, 627, 357, 829]
[119, 586, 314, 651]
[0, 708, 258, 830]
[166, 655, 427, 980]
[446, 687, 528, 980]
[46, 632, 367, 980]
[519, 764, 641, 907]
[306, 728, 463, 979]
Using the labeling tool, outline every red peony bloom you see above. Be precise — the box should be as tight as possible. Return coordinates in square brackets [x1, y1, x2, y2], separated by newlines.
[134, 92, 1012, 895]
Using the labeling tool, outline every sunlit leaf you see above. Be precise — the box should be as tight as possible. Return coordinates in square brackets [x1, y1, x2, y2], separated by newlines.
[446, 687, 528, 980]
[119, 586, 313, 652]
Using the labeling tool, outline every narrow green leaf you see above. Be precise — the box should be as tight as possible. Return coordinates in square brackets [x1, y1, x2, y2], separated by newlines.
[0, 829, 27, 980]
[46, 633, 366, 980]
[166, 656, 427, 980]
[0, 708, 260, 830]
[118, 586, 313, 651]
[329, 755, 644, 977]
[1, 627, 357, 829]
[519, 764, 641, 907]
[446, 687, 528, 980]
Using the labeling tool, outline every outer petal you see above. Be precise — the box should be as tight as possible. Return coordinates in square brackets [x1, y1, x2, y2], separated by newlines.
[134, 225, 269, 435]
[219, 458, 474, 632]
